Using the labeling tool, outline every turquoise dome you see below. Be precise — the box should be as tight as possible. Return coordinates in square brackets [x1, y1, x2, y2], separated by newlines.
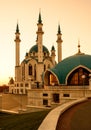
[50, 54, 91, 84]
[29, 44, 49, 53]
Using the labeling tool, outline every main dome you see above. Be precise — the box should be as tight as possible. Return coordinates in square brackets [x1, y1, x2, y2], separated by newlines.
[49, 54, 91, 84]
[29, 44, 49, 53]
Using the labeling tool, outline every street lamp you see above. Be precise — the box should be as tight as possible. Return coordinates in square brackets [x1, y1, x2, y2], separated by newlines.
[82, 75, 86, 97]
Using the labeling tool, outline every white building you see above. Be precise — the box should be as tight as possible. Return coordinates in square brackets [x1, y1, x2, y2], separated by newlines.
[9, 12, 61, 94]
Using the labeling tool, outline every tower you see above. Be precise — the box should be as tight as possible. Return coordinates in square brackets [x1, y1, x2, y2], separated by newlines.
[36, 12, 44, 63]
[56, 25, 63, 63]
[14, 23, 21, 66]
[14, 23, 21, 81]
[51, 45, 56, 65]
[35, 12, 44, 82]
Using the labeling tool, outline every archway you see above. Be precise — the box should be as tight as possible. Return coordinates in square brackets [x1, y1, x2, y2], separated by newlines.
[67, 67, 90, 85]
[44, 71, 58, 86]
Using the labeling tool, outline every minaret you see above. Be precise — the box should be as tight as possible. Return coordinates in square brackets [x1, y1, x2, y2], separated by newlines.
[56, 25, 63, 63]
[14, 23, 21, 82]
[51, 45, 56, 65]
[36, 12, 44, 63]
[14, 23, 21, 66]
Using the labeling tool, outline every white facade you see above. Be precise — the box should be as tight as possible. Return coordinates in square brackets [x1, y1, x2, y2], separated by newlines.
[9, 13, 57, 94]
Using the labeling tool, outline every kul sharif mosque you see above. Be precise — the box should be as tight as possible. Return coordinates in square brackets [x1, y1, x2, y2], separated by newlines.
[9, 12, 91, 107]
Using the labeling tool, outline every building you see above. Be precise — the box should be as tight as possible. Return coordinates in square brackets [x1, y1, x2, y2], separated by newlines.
[9, 13, 91, 109]
[0, 85, 9, 93]
[27, 43, 91, 108]
[9, 12, 58, 94]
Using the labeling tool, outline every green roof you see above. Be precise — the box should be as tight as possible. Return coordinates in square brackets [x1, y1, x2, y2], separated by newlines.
[29, 44, 49, 53]
[16, 23, 19, 33]
[38, 12, 42, 24]
[51, 45, 55, 51]
[50, 54, 91, 84]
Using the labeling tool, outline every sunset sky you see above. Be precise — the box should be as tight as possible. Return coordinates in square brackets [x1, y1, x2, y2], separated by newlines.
[0, 0, 91, 85]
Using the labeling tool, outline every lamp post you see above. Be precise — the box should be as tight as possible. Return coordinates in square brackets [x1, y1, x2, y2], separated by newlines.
[82, 75, 86, 97]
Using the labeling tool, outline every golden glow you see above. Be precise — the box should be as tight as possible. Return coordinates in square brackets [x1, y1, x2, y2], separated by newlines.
[50, 74, 58, 85]
[0, 0, 91, 85]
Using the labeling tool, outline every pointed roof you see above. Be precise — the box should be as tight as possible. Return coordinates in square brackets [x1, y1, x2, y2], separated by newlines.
[16, 23, 19, 33]
[51, 45, 55, 51]
[58, 24, 61, 34]
[38, 11, 42, 24]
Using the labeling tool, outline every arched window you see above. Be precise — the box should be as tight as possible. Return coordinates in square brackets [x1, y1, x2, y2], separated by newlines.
[48, 64, 50, 69]
[29, 64, 32, 75]
[50, 74, 58, 85]
[22, 64, 25, 80]
[44, 71, 58, 86]
[34, 64, 36, 80]
[44, 52, 46, 56]
[67, 67, 90, 86]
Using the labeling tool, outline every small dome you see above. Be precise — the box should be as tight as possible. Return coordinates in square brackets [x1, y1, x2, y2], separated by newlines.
[29, 44, 49, 53]
[49, 54, 91, 84]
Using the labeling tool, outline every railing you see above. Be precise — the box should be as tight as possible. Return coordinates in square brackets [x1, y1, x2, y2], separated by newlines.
[44, 85, 89, 89]
[30, 84, 89, 90]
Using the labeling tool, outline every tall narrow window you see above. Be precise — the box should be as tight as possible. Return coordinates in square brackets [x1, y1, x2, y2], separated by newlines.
[29, 64, 32, 75]
[53, 93, 59, 103]
[48, 64, 50, 68]
[22, 64, 25, 80]
[34, 64, 36, 80]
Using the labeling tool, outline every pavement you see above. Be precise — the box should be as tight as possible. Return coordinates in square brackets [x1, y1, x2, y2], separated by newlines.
[38, 98, 87, 130]
[0, 93, 87, 130]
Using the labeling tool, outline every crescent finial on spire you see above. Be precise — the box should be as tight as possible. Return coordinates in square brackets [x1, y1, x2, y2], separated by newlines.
[78, 39, 81, 53]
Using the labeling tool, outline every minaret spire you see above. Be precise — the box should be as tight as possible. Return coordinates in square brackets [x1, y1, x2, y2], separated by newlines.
[38, 10, 42, 24]
[75, 39, 85, 55]
[56, 24, 63, 63]
[36, 11, 44, 82]
[36, 11, 44, 63]
[58, 24, 61, 34]
[14, 23, 21, 66]
[16, 23, 19, 33]
[14, 23, 21, 82]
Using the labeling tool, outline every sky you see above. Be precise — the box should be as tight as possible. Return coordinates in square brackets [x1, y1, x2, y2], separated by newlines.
[0, 0, 91, 85]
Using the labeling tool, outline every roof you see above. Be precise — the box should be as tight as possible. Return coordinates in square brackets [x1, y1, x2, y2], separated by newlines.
[29, 44, 49, 53]
[50, 54, 91, 84]
[51, 45, 55, 51]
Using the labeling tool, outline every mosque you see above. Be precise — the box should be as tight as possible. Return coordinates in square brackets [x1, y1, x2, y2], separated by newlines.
[9, 13, 91, 108]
